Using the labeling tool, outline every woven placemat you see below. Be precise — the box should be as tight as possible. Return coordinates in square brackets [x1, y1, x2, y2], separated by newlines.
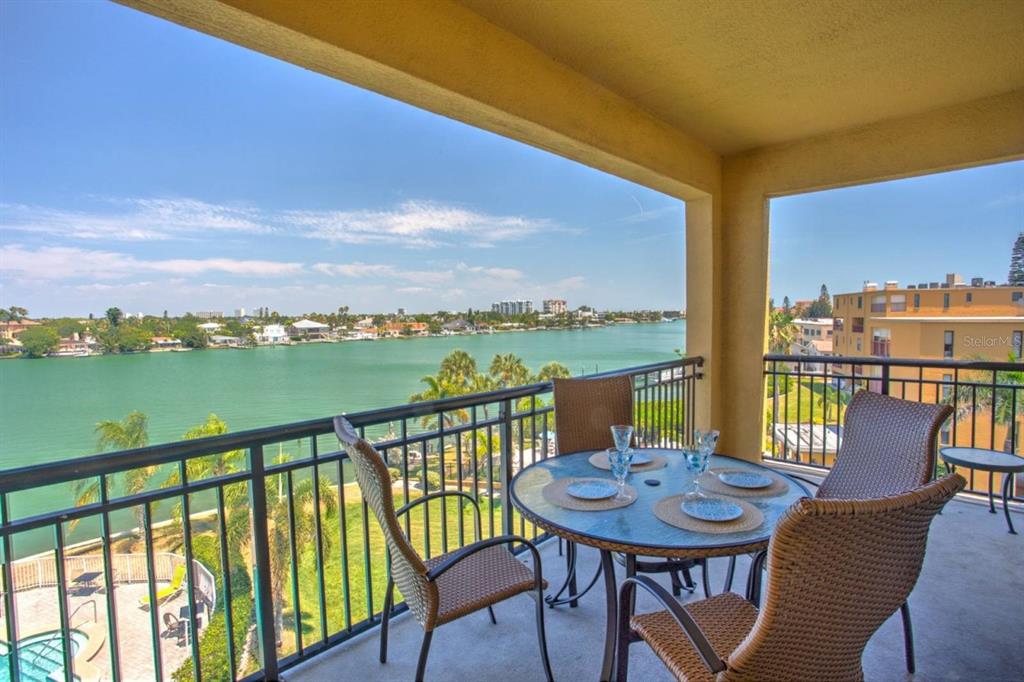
[697, 468, 789, 498]
[542, 478, 638, 511]
[588, 452, 668, 472]
[653, 494, 764, 534]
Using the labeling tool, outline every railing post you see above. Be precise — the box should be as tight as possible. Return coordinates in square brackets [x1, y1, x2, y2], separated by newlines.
[247, 445, 280, 681]
[499, 398, 515, 535]
[881, 364, 891, 395]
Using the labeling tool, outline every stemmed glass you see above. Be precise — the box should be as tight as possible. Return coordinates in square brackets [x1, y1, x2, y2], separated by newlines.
[608, 425, 635, 500]
[684, 429, 720, 500]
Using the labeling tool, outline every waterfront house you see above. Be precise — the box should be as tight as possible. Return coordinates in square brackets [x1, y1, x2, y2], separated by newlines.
[150, 336, 182, 350]
[197, 322, 222, 333]
[254, 324, 289, 345]
[288, 318, 331, 341]
[209, 334, 244, 348]
[0, 318, 40, 342]
[5, 3, 1022, 682]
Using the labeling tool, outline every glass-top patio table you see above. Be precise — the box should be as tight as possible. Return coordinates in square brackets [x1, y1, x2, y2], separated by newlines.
[511, 449, 809, 681]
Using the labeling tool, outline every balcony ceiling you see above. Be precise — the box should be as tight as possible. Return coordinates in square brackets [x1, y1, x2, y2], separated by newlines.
[458, 0, 1024, 154]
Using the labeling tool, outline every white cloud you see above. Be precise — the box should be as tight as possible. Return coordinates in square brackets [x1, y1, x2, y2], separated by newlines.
[0, 245, 303, 281]
[0, 198, 271, 241]
[283, 200, 554, 248]
[1, 198, 560, 249]
[313, 261, 453, 285]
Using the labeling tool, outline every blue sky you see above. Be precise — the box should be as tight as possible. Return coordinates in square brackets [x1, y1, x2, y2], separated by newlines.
[1, 2, 1021, 318]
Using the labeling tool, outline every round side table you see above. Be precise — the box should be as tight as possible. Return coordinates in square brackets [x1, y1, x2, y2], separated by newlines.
[940, 447, 1024, 534]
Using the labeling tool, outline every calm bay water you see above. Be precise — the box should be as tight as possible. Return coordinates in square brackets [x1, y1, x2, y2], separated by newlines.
[0, 322, 683, 555]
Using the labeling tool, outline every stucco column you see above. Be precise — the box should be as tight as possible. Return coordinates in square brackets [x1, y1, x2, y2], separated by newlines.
[684, 195, 720, 438]
[714, 169, 771, 461]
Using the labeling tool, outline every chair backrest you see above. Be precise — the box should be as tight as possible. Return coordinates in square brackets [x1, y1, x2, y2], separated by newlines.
[334, 417, 438, 628]
[817, 390, 952, 499]
[723, 473, 965, 681]
[552, 375, 634, 455]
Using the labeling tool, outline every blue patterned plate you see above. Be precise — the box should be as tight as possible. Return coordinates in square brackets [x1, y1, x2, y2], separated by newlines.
[681, 498, 743, 522]
[566, 480, 618, 500]
[718, 471, 773, 489]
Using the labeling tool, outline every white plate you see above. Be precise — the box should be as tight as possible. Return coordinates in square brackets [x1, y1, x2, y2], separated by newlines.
[566, 480, 618, 500]
[718, 471, 773, 489]
[681, 498, 743, 522]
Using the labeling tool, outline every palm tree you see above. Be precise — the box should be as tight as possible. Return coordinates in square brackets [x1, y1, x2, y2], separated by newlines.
[535, 361, 570, 382]
[409, 375, 470, 428]
[815, 383, 851, 422]
[73, 411, 152, 530]
[944, 355, 1024, 453]
[440, 349, 478, 389]
[162, 414, 246, 526]
[265, 473, 337, 642]
[767, 311, 797, 354]
[489, 353, 531, 388]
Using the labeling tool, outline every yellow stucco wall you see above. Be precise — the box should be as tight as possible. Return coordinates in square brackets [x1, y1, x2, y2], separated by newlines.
[719, 89, 1024, 458]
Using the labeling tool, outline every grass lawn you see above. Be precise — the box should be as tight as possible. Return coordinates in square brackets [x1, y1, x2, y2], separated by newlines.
[281, 492, 540, 655]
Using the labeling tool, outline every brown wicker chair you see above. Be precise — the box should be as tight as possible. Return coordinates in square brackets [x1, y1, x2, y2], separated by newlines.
[552, 375, 634, 456]
[616, 473, 965, 682]
[334, 416, 553, 682]
[734, 389, 953, 672]
[550, 377, 707, 608]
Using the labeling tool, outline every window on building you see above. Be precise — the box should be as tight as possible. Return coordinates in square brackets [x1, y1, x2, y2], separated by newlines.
[857, 295, 862, 309]
[943, 330, 954, 358]
[940, 426, 951, 445]
[965, 292, 972, 304]
[890, 294, 906, 312]
[1014, 331, 1023, 359]
[941, 373, 953, 401]
[834, 318, 844, 332]
[913, 292, 920, 308]
[856, 338, 862, 352]
[852, 317, 864, 333]
[871, 295, 886, 313]
[1014, 291, 1023, 303]
[943, 293, 950, 309]
[871, 328, 891, 358]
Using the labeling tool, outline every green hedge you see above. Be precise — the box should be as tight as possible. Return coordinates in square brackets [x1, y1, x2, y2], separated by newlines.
[172, 535, 254, 682]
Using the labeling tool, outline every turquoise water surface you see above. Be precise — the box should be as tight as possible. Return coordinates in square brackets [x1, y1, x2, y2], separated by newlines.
[1, 322, 684, 555]
[0, 630, 86, 682]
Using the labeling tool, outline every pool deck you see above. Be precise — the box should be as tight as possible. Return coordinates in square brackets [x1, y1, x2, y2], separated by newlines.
[2, 582, 193, 681]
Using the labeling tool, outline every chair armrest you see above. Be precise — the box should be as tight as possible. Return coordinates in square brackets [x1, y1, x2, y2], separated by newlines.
[425, 534, 540, 582]
[395, 490, 483, 540]
[619, 575, 726, 674]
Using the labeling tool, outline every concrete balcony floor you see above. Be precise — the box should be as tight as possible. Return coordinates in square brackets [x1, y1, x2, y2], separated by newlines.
[288, 494, 1022, 682]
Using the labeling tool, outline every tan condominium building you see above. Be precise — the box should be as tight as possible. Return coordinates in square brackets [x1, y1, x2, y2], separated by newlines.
[832, 276, 1023, 459]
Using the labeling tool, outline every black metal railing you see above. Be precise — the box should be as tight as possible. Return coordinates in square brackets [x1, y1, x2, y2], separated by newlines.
[0, 357, 701, 682]
[763, 354, 1023, 497]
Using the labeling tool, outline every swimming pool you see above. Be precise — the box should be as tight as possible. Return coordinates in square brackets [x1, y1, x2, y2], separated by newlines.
[0, 630, 86, 682]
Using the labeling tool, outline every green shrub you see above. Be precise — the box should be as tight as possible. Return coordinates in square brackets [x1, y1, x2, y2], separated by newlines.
[172, 536, 254, 682]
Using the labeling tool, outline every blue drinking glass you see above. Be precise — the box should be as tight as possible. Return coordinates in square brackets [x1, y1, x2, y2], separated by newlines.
[606, 447, 632, 500]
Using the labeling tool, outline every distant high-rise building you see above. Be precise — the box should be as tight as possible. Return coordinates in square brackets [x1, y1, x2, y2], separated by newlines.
[196, 311, 223, 320]
[542, 299, 567, 315]
[491, 300, 533, 315]
[234, 308, 246, 318]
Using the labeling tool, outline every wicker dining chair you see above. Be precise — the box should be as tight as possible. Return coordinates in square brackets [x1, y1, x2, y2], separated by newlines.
[737, 389, 953, 673]
[550, 377, 707, 607]
[333, 416, 554, 682]
[616, 473, 965, 682]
